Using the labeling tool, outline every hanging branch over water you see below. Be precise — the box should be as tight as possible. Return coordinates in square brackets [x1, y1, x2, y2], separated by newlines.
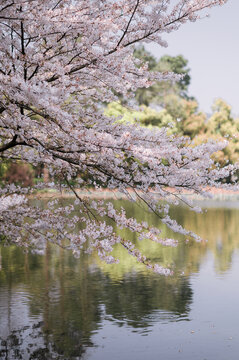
[0, 0, 235, 274]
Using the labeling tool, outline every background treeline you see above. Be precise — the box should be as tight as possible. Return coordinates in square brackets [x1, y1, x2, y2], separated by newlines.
[106, 46, 239, 181]
[0, 161, 48, 187]
[1, 46, 238, 186]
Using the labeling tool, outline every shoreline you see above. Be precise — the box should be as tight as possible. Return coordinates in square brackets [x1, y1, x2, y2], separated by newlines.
[31, 186, 239, 202]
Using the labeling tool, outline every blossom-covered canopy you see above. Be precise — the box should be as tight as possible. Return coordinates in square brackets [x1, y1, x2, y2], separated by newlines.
[0, 0, 234, 274]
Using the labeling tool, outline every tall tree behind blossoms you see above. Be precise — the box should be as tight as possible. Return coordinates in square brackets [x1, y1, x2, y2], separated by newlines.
[194, 99, 239, 180]
[0, 0, 235, 275]
[133, 46, 191, 106]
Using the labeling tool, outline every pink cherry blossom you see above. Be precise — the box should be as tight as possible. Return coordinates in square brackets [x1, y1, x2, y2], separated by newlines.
[0, 0, 235, 274]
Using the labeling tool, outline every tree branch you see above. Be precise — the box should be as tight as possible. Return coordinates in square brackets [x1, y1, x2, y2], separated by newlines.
[116, 0, 139, 48]
[0, 135, 18, 152]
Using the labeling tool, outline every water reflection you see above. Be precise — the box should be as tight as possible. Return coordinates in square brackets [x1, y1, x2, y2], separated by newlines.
[0, 200, 239, 359]
[0, 246, 192, 359]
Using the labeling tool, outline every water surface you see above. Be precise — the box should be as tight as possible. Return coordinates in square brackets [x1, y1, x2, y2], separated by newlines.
[0, 200, 239, 359]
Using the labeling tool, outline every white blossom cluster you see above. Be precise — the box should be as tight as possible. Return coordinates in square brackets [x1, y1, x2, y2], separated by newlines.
[0, 0, 234, 274]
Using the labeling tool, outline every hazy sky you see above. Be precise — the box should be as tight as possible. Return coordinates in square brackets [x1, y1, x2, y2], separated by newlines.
[147, 0, 239, 115]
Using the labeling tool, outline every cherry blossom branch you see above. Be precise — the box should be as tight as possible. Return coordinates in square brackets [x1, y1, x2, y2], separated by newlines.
[0, 0, 232, 274]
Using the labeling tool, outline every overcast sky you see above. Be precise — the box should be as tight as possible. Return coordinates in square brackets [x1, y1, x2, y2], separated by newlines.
[146, 0, 239, 116]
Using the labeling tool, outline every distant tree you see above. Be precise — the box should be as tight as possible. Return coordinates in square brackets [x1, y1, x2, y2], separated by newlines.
[158, 55, 191, 98]
[105, 101, 178, 134]
[195, 99, 239, 170]
[106, 96, 206, 139]
[133, 46, 158, 71]
[133, 46, 192, 106]
[4, 162, 34, 187]
[164, 94, 206, 138]
[106, 97, 239, 183]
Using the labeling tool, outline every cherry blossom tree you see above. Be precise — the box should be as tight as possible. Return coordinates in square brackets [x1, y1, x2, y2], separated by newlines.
[0, 0, 235, 274]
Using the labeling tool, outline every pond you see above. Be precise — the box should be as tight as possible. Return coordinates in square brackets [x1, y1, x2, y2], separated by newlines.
[1, 198, 239, 359]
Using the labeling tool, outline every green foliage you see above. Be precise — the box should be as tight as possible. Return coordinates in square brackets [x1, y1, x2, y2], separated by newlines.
[133, 45, 157, 71]
[207, 99, 238, 139]
[157, 54, 191, 96]
[98, 48, 239, 180]
[106, 97, 239, 182]
[105, 102, 178, 134]
[0, 160, 10, 183]
[164, 94, 206, 138]
[195, 99, 239, 169]
[105, 96, 206, 138]
[133, 46, 192, 106]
